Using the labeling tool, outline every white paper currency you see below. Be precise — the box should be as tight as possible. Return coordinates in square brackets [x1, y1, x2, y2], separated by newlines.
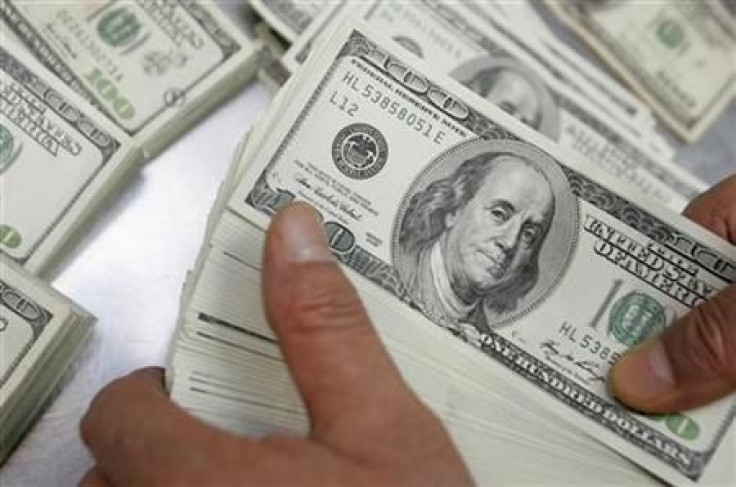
[0, 41, 140, 273]
[279, 0, 706, 211]
[544, 0, 736, 142]
[0, 256, 95, 463]
[465, 0, 657, 132]
[227, 19, 735, 484]
[248, 0, 330, 42]
[1, 0, 258, 157]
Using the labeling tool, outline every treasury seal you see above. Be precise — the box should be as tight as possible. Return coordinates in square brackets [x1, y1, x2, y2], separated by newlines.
[332, 123, 388, 180]
[608, 291, 672, 346]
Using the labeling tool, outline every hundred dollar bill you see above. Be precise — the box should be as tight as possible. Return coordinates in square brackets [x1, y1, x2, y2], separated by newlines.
[0, 0, 258, 157]
[544, 0, 736, 142]
[249, 0, 329, 42]
[281, 0, 705, 211]
[0, 256, 95, 463]
[0, 42, 140, 273]
[228, 19, 735, 484]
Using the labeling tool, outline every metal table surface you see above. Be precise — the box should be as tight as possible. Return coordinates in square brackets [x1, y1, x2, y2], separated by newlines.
[0, 3, 734, 486]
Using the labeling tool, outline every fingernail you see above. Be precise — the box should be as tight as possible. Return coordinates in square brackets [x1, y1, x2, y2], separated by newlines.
[278, 203, 333, 263]
[611, 339, 675, 407]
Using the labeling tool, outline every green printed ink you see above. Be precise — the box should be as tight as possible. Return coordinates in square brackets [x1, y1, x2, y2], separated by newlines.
[0, 224, 22, 249]
[609, 291, 667, 346]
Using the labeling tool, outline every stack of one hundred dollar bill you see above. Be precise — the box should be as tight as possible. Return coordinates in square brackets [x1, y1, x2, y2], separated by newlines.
[543, 0, 735, 143]
[250, 0, 713, 213]
[1, 1, 259, 274]
[249, 0, 735, 144]
[0, 257, 95, 464]
[166, 17, 735, 486]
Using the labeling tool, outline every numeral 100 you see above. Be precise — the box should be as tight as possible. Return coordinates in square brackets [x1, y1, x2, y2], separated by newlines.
[85, 68, 135, 120]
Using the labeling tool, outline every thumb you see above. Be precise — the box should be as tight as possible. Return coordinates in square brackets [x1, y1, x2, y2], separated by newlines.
[262, 203, 414, 440]
[610, 284, 736, 412]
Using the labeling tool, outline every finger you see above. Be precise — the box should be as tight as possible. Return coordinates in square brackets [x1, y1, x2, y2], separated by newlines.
[81, 367, 256, 485]
[610, 284, 736, 412]
[683, 175, 736, 243]
[263, 203, 415, 439]
[79, 467, 111, 487]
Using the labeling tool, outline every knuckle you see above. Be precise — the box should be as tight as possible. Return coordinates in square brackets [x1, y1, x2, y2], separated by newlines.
[680, 299, 736, 384]
[686, 176, 736, 215]
[703, 205, 734, 239]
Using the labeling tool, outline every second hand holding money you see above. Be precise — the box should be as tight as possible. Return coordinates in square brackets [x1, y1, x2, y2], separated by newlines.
[612, 175, 736, 412]
[79, 204, 472, 487]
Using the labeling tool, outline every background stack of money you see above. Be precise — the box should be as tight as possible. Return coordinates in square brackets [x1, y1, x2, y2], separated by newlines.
[544, 0, 735, 142]
[251, 0, 735, 145]
[166, 17, 735, 485]
[1, 1, 260, 159]
[1, 1, 259, 274]
[0, 1, 258, 463]
[0, 257, 95, 463]
[0, 44, 142, 275]
[256, 0, 716, 212]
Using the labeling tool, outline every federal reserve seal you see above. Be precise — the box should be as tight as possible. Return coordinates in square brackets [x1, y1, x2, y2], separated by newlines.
[608, 291, 673, 346]
[332, 123, 388, 180]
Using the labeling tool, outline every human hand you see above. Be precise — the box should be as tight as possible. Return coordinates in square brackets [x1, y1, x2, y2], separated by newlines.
[610, 175, 736, 413]
[79, 204, 472, 486]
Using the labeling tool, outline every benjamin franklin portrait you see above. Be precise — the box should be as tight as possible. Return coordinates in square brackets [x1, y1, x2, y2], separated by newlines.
[452, 56, 561, 140]
[393, 139, 578, 336]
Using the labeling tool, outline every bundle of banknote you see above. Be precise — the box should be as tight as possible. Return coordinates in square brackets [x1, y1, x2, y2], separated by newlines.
[0, 41, 142, 274]
[0, 256, 95, 463]
[0, 1, 260, 274]
[249, 0, 709, 214]
[248, 0, 329, 44]
[544, 0, 735, 143]
[1, 0, 260, 159]
[249, 0, 734, 144]
[167, 18, 735, 486]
